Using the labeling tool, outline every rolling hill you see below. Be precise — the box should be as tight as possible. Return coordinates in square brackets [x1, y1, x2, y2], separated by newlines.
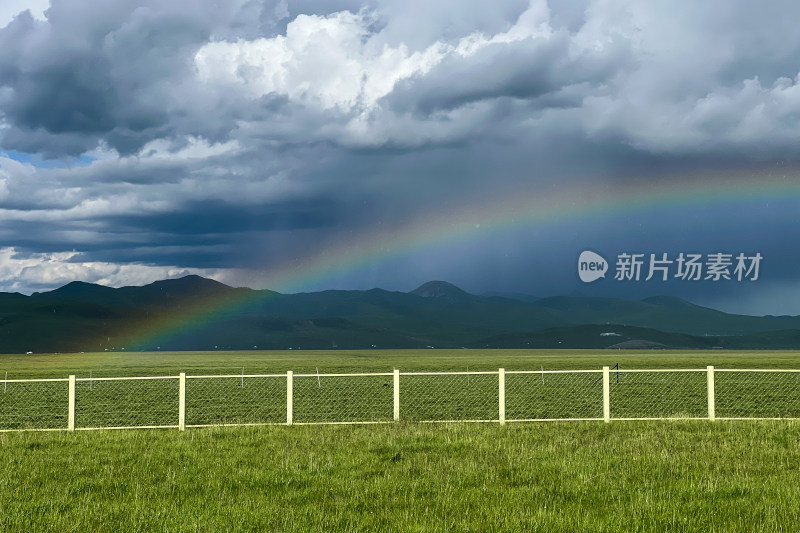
[0, 276, 799, 352]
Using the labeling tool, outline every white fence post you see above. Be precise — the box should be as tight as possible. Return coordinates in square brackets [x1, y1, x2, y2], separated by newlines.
[287, 370, 293, 425]
[602, 366, 610, 423]
[179, 372, 186, 431]
[499, 368, 506, 425]
[68, 375, 75, 431]
[707, 365, 715, 421]
[393, 369, 400, 421]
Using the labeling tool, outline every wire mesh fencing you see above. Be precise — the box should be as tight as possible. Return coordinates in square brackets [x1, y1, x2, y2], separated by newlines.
[293, 373, 394, 423]
[2, 367, 800, 432]
[715, 370, 800, 419]
[505, 370, 603, 420]
[186, 375, 285, 426]
[610, 370, 708, 419]
[75, 377, 179, 429]
[401, 372, 499, 421]
[0, 379, 68, 430]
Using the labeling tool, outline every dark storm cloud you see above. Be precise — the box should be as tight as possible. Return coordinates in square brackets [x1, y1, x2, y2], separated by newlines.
[0, 0, 799, 314]
[0, 0, 268, 156]
[106, 199, 341, 235]
[387, 30, 628, 116]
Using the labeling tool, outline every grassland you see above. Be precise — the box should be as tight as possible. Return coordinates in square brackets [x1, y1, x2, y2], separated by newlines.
[2, 421, 800, 531]
[3, 348, 800, 378]
[2, 350, 800, 531]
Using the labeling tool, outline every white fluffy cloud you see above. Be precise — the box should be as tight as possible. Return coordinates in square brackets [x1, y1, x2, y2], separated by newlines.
[195, 3, 553, 112]
[0, 246, 237, 293]
[575, 1, 800, 153]
[589, 74, 800, 152]
[193, 1, 604, 147]
[195, 0, 800, 153]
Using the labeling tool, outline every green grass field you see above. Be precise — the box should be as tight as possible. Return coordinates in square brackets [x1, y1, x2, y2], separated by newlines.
[2, 421, 800, 531]
[3, 348, 800, 378]
[2, 350, 800, 531]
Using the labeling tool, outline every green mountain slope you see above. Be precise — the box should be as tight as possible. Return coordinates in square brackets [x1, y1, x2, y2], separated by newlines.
[1, 276, 799, 352]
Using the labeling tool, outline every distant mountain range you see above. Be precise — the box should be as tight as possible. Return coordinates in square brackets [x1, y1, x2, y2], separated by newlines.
[1, 275, 799, 352]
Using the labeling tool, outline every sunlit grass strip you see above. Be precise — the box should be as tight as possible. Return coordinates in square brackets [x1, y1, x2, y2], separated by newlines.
[4, 349, 800, 380]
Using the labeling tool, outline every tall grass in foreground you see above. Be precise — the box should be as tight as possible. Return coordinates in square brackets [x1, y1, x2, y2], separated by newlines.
[1, 421, 799, 532]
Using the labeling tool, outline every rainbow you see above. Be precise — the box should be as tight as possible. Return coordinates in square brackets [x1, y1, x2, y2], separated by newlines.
[256, 167, 800, 292]
[104, 167, 800, 350]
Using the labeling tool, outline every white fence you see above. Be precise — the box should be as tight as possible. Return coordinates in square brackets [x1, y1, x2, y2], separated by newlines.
[2, 366, 800, 432]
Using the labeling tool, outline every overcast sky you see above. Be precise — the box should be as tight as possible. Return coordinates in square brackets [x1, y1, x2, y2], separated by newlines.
[1, 0, 800, 315]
